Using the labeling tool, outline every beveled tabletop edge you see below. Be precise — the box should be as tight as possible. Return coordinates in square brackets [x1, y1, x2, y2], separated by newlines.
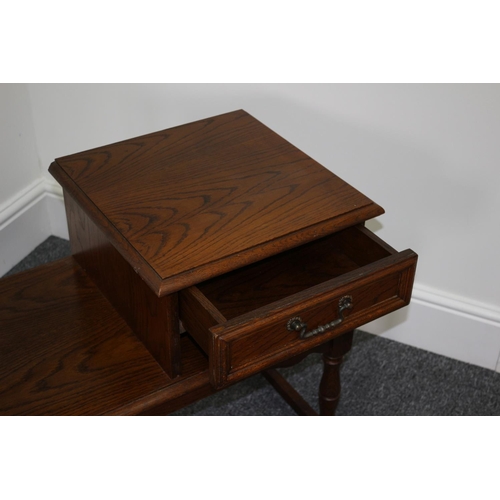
[50, 159, 384, 297]
[49, 156, 384, 297]
[155, 201, 384, 296]
[50, 109, 386, 297]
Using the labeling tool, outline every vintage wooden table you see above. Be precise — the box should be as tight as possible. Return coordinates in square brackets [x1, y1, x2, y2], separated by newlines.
[0, 110, 417, 415]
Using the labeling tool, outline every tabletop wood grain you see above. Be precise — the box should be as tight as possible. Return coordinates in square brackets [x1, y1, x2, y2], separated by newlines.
[50, 110, 384, 296]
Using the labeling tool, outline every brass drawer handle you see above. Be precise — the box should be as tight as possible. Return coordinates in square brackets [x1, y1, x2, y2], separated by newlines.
[287, 295, 353, 339]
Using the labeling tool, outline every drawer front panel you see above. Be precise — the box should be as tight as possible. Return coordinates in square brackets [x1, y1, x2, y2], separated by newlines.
[230, 274, 399, 368]
[209, 250, 417, 388]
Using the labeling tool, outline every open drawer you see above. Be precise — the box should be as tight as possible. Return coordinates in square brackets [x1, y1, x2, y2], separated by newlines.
[180, 225, 417, 389]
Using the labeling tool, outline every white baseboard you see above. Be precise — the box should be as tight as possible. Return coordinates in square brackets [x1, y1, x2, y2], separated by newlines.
[363, 285, 500, 372]
[0, 179, 66, 276]
[2, 180, 500, 373]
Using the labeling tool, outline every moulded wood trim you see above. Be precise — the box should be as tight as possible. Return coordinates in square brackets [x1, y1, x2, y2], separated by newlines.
[207, 251, 417, 388]
[154, 201, 385, 296]
[50, 158, 385, 297]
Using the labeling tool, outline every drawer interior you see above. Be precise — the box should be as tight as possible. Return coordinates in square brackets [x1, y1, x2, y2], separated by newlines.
[196, 225, 394, 320]
[181, 224, 416, 388]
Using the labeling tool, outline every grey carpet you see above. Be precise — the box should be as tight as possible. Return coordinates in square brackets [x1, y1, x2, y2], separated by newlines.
[4, 236, 500, 415]
[3, 236, 71, 277]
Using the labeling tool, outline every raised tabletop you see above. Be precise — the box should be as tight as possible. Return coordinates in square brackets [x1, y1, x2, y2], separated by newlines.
[50, 110, 383, 295]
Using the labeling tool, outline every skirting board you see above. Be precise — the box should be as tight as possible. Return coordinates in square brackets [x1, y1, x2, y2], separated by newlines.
[2, 179, 500, 373]
[364, 286, 500, 372]
[0, 179, 67, 277]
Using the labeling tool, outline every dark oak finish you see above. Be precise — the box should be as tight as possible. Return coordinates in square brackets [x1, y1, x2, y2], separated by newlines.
[179, 284, 225, 354]
[262, 332, 354, 416]
[0, 111, 418, 415]
[64, 191, 181, 378]
[50, 110, 384, 296]
[180, 226, 417, 389]
[318, 332, 354, 416]
[0, 258, 214, 416]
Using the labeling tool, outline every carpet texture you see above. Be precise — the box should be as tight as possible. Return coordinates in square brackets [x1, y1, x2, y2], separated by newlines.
[4, 236, 500, 415]
[4, 236, 71, 277]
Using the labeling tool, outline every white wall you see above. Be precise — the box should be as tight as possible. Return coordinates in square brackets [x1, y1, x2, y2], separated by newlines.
[0, 84, 59, 273]
[2, 84, 500, 370]
[0, 84, 40, 202]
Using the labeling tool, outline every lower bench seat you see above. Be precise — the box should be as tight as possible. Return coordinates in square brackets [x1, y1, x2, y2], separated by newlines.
[0, 257, 212, 416]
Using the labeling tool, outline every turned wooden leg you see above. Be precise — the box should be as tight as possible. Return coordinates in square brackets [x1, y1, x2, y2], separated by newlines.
[319, 331, 354, 416]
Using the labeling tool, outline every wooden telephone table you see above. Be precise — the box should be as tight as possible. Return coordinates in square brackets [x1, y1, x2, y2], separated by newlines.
[0, 110, 417, 416]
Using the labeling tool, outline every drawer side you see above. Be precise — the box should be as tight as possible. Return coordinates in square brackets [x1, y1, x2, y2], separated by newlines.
[180, 286, 226, 354]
